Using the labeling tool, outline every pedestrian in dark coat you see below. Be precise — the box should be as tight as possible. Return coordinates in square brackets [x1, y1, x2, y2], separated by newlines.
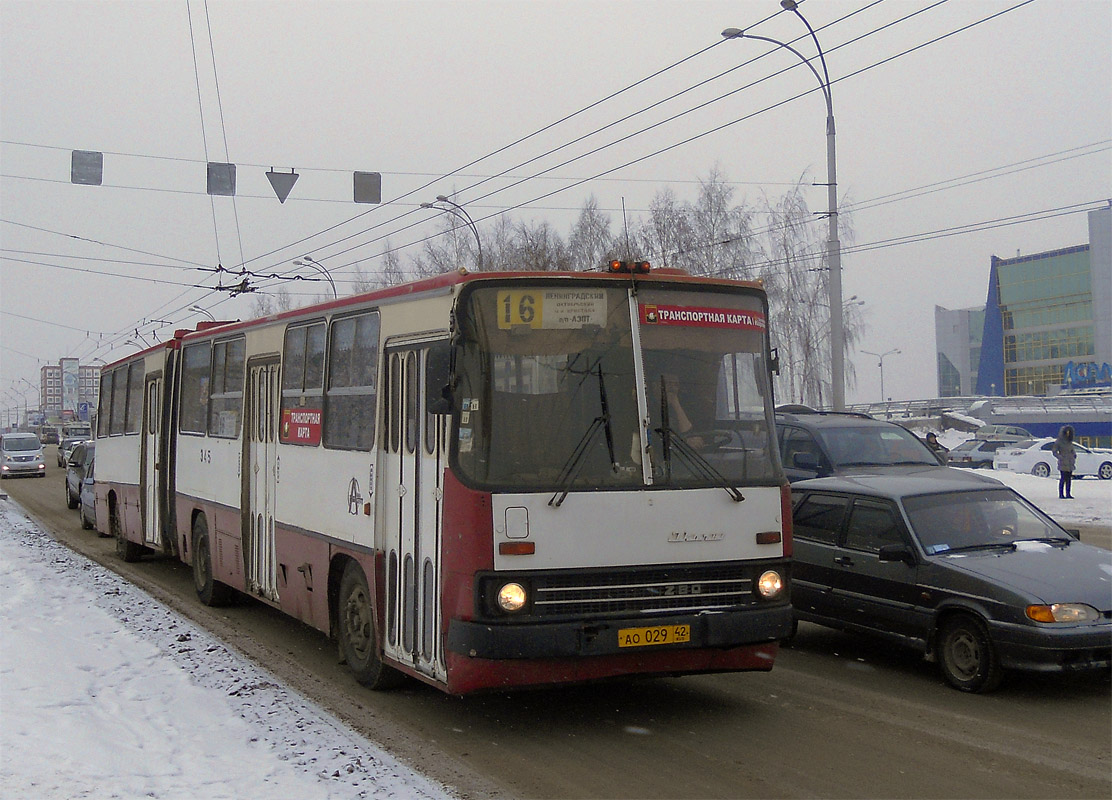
[1050, 426, 1077, 499]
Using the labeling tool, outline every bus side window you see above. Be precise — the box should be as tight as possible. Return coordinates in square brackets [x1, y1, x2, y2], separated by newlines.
[324, 312, 379, 451]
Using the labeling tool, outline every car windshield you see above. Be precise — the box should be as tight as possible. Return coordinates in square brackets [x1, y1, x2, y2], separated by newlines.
[903, 489, 1071, 554]
[815, 425, 937, 467]
[2, 436, 41, 452]
[452, 281, 779, 492]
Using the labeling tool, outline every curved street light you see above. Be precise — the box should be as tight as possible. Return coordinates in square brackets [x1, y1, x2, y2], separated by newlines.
[862, 348, 901, 402]
[723, 0, 844, 410]
[190, 304, 216, 322]
[422, 196, 483, 270]
[293, 256, 338, 299]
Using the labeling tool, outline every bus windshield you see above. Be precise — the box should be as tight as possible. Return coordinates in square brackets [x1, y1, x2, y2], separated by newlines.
[453, 282, 779, 492]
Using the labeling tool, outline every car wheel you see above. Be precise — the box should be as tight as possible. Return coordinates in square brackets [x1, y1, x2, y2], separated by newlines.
[338, 561, 404, 689]
[191, 514, 234, 606]
[1031, 462, 1051, 478]
[66, 481, 78, 509]
[938, 614, 1002, 693]
[1098, 462, 1112, 481]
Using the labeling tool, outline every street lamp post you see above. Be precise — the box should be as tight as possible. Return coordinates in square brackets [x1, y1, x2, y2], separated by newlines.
[862, 348, 900, 402]
[190, 305, 217, 322]
[422, 196, 483, 270]
[293, 256, 338, 299]
[723, 0, 844, 410]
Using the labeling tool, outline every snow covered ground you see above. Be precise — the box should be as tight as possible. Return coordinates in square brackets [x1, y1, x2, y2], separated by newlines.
[0, 500, 452, 800]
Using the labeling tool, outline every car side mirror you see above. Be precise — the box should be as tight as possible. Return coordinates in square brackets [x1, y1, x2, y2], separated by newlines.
[878, 543, 916, 566]
[1064, 528, 1080, 541]
[424, 340, 453, 415]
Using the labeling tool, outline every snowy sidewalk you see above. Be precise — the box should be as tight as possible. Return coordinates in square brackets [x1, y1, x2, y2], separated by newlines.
[0, 500, 451, 800]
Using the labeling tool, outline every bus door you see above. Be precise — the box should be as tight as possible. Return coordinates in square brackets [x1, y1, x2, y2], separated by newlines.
[141, 375, 163, 548]
[245, 358, 280, 603]
[379, 341, 448, 681]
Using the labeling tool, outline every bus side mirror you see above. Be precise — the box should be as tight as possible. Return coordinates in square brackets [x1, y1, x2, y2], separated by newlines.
[769, 347, 781, 375]
[425, 341, 453, 415]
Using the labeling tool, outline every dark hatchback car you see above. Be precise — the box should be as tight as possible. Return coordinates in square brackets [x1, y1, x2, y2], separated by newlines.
[946, 439, 1007, 469]
[776, 409, 944, 483]
[65, 441, 95, 510]
[790, 471, 1112, 692]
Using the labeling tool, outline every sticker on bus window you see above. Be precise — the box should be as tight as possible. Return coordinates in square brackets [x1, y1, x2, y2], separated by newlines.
[280, 407, 323, 445]
[459, 427, 473, 453]
[640, 304, 766, 331]
[497, 290, 607, 330]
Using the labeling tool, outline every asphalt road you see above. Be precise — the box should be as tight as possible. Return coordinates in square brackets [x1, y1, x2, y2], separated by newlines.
[5, 457, 1110, 800]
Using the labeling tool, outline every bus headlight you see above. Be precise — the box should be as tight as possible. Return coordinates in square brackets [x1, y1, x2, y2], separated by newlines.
[497, 582, 528, 613]
[757, 570, 784, 599]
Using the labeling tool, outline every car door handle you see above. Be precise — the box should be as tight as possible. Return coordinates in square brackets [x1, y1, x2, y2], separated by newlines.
[834, 556, 854, 566]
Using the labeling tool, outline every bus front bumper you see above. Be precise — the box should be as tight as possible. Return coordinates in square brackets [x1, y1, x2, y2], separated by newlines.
[446, 604, 793, 660]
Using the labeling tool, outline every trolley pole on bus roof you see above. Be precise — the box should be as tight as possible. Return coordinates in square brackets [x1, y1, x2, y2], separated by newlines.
[723, 0, 845, 410]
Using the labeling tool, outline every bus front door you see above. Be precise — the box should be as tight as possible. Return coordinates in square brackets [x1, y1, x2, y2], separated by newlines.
[245, 359, 280, 603]
[380, 343, 447, 682]
[141, 375, 163, 549]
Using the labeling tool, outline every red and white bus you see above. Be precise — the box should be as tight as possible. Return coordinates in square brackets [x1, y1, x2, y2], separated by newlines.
[94, 263, 792, 694]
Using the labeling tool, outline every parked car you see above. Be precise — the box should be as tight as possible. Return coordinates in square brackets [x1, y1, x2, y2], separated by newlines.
[775, 409, 946, 482]
[65, 441, 95, 508]
[974, 424, 1032, 443]
[79, 453, 98, 530]
[993, 438, 1112, 479]
[790, 471, 1112, 692]
[57, 436, 85, 467]
[0, 432, 46, 479]
[946, 439, 1008, 469]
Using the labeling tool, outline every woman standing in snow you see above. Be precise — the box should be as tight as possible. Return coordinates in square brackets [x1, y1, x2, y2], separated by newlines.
[1050, 425, 1077, 499]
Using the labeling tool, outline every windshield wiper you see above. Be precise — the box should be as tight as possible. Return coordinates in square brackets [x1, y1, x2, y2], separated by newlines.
[942, 542, 1017, 554]
[549, 362, 618, 508]
[657, 379, 744, 503]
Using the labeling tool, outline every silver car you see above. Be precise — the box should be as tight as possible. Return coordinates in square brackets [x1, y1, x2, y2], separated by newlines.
[0, 432, 46, 478]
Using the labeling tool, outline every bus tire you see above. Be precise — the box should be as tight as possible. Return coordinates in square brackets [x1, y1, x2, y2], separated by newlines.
[338, 561, 404, 690]
[111, 503, 144, 562]
[192, 515, 234, 607]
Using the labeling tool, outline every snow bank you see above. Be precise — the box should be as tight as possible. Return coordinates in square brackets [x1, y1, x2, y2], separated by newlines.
[0, 500, 452, 800]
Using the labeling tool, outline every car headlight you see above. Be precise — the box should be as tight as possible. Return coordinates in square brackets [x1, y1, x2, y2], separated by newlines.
[1026, 603, 1100, 623]
[497, 582, 528, 613]
[756, 570, 784, 599]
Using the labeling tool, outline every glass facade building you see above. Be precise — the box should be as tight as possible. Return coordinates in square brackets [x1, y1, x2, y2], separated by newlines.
[957, 206, 1112, 398]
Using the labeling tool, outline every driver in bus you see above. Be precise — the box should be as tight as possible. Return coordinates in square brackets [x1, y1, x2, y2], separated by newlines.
[663, 373, 706, 450]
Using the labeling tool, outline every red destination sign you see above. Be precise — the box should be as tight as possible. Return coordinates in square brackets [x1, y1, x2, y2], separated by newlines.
[280, 408, 322, 445]
[640, 304, 766, 331]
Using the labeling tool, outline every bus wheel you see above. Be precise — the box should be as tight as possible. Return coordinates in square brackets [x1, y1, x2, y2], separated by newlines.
[192, 515, 234, 607]
[338, 562, 403, 690]
[112, 505, 144, 562]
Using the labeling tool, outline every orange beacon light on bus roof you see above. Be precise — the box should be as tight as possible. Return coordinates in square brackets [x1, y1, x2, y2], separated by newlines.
[607, 260, 651, 274]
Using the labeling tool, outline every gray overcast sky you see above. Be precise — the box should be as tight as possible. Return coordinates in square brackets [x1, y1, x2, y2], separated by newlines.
[2, 0, 1110, 408]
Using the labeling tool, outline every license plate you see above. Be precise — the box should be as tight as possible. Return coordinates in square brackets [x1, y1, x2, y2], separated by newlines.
[617, 624, 691, 648]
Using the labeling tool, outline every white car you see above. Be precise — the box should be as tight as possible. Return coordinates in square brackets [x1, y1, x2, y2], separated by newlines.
[993, 438, 1112, 480]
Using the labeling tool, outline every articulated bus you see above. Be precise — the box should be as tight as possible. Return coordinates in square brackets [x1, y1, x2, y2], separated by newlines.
[94, 263, 793, 694]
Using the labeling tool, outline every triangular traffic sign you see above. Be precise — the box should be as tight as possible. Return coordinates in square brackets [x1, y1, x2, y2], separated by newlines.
[266, 169, 299, 203]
